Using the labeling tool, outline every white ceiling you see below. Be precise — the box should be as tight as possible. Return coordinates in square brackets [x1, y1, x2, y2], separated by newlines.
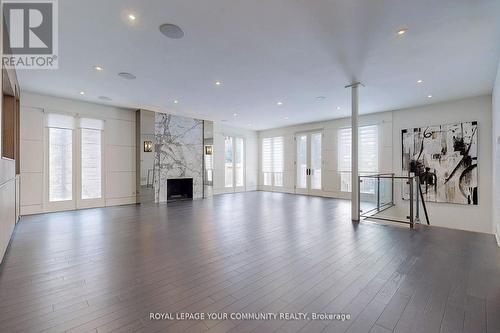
[18, 0, 500, 130]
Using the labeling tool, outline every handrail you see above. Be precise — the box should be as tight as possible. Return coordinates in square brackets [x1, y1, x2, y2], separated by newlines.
[358, 173, 430, 229]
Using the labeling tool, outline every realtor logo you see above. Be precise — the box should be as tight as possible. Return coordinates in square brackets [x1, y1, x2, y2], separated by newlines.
[2, 0, 58, 69]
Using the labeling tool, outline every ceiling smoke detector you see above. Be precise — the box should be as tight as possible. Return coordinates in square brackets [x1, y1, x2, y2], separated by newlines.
[118, 72, 136, 80]
[159, 23, 184, 39]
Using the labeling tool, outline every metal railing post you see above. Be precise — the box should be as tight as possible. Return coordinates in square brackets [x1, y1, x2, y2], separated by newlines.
[376, 176, 380, 212]
[391, 173, 395, 206]
[358, 175, 362, 217]
[415, 176, 420, 223]
[409, 179, 414, 229]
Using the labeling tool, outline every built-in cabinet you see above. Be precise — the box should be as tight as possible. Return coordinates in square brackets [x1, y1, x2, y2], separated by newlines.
[0, 64, 21, 264]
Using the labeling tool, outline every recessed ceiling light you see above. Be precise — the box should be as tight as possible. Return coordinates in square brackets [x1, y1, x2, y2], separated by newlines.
[428, 94, 433, 98]
[118, 72, 136, 80]
[247, 123, 252, 126]
[316, 96, 326, 100]
[79, 91, 85, 95]
[128, 14, 136, 21]
[277, 101, 283, 106]
[98, 96, 112, 101]
[159, 23, 184, 39]
[284, 116, 289, 120]
[337, 106, 341, 110]
[417, 79, 423, 84]
[397, 28, 408, 36]
[215, 81, 222, 86]
[233, 113, 238, 117]
[93, 65, 104, 71]
[173, 100, 179, 104]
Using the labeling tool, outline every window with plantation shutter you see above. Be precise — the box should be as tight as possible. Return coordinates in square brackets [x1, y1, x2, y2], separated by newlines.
[272, 137, 284, 186]
[262, 136, 284, 187]
[338, 125, 379, 193]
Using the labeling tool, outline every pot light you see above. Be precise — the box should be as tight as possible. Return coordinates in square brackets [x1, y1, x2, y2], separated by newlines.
[337, 106, 341, 110]
[128, 14, 136, 21]
[397, 28, 408, 36]
[233, 113, 238, 117]
[79, 91, 85, 95]
[173, 100, 179, 104]
[417, 79, 423, 84]
[427, 94, 433, 98]
[277, 101, 283, 106]
[215, 81, 222, 86]
[284, 116, 289, 120]
[93, 65, 104, 71]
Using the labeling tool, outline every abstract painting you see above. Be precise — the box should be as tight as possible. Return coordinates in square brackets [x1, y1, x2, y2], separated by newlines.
[402, 121, 478, 205]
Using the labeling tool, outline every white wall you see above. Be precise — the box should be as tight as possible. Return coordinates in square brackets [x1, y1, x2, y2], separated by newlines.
[258, 113, 393, 199]
[213, 122, 258, 194]
[392, 96, 492, 234]
[20, 92, 137, 214]
[258, 95, 493, 234]
[493, 60, 500, 243]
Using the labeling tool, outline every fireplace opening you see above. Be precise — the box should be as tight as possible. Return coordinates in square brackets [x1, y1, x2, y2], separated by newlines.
[167, 178, 193, 201]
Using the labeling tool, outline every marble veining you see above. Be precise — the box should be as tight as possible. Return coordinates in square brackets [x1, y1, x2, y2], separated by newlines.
[154, 113, 203, 202]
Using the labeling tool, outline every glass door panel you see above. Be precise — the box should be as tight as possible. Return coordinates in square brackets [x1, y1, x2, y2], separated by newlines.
[235, 137, 244, 187]
[295, 131, 323, 195]
[224, 136, 233, 188]
[296, 135, 307, 188]
[311, 132, 322, 190]
[224, 136, 245, 192]
[81, 129, 102, 200]
[49, 128, 73, 202]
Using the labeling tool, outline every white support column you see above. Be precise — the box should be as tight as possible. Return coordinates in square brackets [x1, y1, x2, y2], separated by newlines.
[346, 82, 363, 221]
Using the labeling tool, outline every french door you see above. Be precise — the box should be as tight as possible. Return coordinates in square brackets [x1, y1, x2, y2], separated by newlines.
[295, 131, 322, 195]
[45, 113, 105, 212]
[224, 136, 245, 192]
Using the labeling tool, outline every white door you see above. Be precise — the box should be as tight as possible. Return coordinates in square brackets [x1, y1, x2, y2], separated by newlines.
[295, 131, 322, 195]
[76, 127, 105, 209]
[224, 136, 245, 192]
[46, 114, 105, 212]
[46, 125, 76, 212]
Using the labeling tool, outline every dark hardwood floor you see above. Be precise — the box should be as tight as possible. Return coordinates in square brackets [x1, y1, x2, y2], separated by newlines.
[0, 192, 499, 333]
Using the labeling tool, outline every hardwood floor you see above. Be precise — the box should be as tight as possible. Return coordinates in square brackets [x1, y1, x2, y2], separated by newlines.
[0, 192, 499, 333]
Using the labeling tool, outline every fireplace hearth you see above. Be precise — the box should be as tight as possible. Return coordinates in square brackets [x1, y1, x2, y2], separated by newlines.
[167, 178, 193, 202]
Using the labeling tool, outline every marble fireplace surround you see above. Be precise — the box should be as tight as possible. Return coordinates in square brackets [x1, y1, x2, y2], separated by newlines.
[154, 113, 203, 202]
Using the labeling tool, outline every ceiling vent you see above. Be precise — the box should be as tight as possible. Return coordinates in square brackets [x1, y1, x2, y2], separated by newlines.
[118, 72, 136, 80]
[159, 23, 184, 39]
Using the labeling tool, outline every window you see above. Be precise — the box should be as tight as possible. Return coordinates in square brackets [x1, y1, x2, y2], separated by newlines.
[338, 125, 379, 193]
[262, 136, 284, 187]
